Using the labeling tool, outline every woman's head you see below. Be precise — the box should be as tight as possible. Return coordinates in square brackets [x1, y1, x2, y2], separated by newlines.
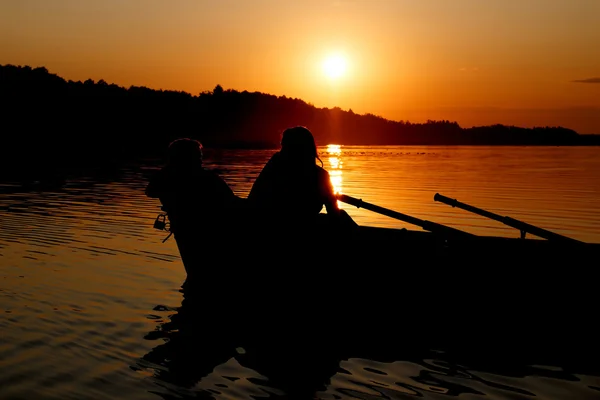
[280, 126, 322, 165]
[167, 138, 203, 167]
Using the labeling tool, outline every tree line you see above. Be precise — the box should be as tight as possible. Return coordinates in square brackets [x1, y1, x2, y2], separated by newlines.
[1, 64, 598, 178]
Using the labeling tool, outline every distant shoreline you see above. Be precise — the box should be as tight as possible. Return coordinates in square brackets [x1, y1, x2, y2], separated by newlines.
[2, 63, 600, 173]
[204, 142, 600, 149]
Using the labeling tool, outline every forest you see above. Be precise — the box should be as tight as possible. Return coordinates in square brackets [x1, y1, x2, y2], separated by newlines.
[1, 64, 598, 179]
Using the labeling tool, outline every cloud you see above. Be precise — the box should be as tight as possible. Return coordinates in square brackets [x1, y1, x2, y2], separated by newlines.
[572, 77, 600, 84]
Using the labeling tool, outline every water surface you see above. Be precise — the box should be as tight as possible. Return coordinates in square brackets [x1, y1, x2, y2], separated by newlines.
[1, 146, 599, 399]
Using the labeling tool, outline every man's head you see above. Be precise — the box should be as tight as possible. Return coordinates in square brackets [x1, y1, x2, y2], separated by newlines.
[167, 138, 203, 167]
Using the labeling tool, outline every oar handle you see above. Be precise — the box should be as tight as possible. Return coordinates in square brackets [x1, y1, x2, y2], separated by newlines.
[434, 192, 582, 243]
[337, 193, 475, 238]
[434, 193, 457, 206]
[337, 194, 423, 226]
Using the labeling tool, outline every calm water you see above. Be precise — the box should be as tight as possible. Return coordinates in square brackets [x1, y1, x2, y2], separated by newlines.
[1, 146, 600, 399]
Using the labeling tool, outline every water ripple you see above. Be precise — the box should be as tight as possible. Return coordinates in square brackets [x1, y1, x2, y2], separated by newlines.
[1, 147, 600, 399]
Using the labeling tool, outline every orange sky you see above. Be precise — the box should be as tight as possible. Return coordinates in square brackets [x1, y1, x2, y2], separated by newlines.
[1, 0, 599, 133]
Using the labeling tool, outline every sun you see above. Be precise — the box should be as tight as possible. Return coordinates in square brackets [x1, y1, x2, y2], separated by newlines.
[322, 54, 348, 80]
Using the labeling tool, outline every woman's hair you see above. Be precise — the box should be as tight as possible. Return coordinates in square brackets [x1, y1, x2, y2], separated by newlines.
[280, 126, 323, 167]
[167, 138, 203, 166]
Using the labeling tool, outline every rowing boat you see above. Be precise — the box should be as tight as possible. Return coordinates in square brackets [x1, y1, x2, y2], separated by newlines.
[160, 191, 599, 267]
[151, 193, 600, 359]
[152, 191, 598, 277]
[162, 195, 594, 298]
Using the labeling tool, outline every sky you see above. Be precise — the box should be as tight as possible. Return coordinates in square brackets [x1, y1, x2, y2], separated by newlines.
[1, 0, 599, 133]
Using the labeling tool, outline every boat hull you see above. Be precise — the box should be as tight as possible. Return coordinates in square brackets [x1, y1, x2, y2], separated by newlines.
[172, 213, 598, 346]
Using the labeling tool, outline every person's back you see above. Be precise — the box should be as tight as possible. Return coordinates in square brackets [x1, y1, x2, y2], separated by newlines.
[248, 151, 335, 217]
[147, 162, 236, 230]
[146, 138, 241, 277]
[248, 126, 356, 235]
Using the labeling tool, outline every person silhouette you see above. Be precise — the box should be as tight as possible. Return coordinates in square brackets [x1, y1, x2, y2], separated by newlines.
[145, 138, 242, 278]
[248, 126, 356, 232]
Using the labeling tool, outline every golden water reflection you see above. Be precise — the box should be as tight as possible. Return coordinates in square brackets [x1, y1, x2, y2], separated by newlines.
[325, 144, 343, 207]
[2, 147, 600, 399]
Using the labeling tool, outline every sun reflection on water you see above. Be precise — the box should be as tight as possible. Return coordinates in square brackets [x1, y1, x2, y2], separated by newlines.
[325, 144, 343, 207]
[326, 144, 341, 156]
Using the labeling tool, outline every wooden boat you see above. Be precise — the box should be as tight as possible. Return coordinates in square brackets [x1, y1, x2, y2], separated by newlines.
[153, 193, 600, 357]
[156, 191, 599, 284]
[161, 191, 599, 268]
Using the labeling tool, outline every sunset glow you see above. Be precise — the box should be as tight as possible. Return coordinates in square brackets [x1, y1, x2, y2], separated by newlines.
[1, 1, 599, 133]
[322, 54, 348, 80]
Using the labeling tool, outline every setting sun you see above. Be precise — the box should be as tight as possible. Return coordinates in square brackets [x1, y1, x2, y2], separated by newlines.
[322, 54, 348, 80]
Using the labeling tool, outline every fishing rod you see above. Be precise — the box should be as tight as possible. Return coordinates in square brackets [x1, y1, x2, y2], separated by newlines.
[433, 193, 583, 243]
[336, 194, 476, 239]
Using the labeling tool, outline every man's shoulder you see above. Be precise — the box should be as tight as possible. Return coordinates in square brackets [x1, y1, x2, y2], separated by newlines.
[199, 168, 234, 190]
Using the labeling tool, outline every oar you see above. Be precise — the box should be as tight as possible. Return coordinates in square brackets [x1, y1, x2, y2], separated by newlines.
[433, 193, 583, 243]
[336, 193, 476, 239]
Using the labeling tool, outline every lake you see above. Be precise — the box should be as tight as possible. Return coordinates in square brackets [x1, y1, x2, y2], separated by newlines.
[1, 145, 599, 399]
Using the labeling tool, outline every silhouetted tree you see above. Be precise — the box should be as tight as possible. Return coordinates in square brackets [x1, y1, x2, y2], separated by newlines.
[0, 63, 595, 180]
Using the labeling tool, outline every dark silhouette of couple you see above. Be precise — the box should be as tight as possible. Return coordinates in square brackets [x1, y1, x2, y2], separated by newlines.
[142, 130, 361, 396]
[145, 126, 357, 278]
